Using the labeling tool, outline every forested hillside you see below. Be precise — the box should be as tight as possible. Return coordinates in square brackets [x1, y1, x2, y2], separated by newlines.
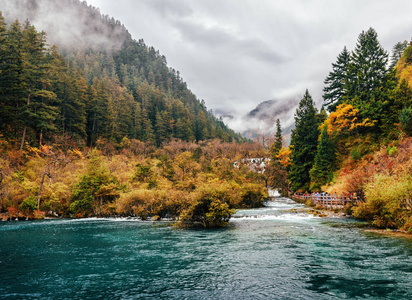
[0, 0, 243, 152]
[0, 1, 256, 227]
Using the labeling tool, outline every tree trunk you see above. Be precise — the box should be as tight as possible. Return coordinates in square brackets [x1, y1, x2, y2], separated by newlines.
[39, 129, 43, 147]
[90, 110, 96, 148]
[20, 125, 27, 152]
[37, 167, 50, 210]
[20, 92, 31, 152]
[62, 103, 65, 135]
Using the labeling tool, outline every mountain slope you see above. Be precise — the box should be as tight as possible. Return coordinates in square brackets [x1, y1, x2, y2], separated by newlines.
[222, 98, 297, 142]
[0, 0, 244, 149]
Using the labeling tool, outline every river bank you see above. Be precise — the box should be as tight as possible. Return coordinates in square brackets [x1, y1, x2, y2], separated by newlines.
[4, 198, 412, 239]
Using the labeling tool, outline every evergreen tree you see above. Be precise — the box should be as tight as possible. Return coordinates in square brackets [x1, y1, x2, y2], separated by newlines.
[345, 28, 388, 103]
[0, 13, 15, 140]
[22, 22, 58, 141]
[323, 46, 350, 112]
[289, 90, 320, 192]
[2, 20, 58, 149]
[141, 108, 155, 144]
[155, 110, 167, 146]
[399, 107, 412, 136]
[390, 40, 409, 69]
[317, 106, 328, 124]
[394, 78, 412, 108]
[0, 20, 25, 144]
[309, 124, 336, 191]
[267, 119, 289, 196]
[345, 28, 391, 136]
[132, 102, 143, 140]
[49, 47, 87, 140]
[387, 78, 412, 135]
[175, 118, 191, 141]
[86, 79, 110, 147]
[195, 111, 208, 142]
[0, 11, 5, 43]
[271, 119, 283, 159]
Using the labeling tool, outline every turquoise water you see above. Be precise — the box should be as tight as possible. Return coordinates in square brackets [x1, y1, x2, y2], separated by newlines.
[1, 198, 412, 299]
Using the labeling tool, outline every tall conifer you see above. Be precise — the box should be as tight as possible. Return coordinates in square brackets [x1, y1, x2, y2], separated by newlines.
[271, 119, 283, 159]
[289, 90, 320, 192]
[345, 28, 392, 136]
[390, 40, 408, 69]
[309, 124, 336, 191]
[345, 28, 388, 103]
[323, 47, 350, 112]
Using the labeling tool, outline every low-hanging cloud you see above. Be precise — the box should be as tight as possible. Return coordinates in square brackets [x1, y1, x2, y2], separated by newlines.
[221, 96, 300, 142]
[2, 0, 128, 52]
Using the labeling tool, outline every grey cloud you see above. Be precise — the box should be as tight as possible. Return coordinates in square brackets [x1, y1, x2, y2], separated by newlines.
[142, 0, 193, 18]
[172, 19, 286, 64]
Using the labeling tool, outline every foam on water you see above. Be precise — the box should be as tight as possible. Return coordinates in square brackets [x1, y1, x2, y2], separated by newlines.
[231, 213, 316, 222]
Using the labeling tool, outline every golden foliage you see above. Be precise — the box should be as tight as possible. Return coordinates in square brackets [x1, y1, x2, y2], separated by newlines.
[276, 146, 292, 167]
[326, 103, 376, 135]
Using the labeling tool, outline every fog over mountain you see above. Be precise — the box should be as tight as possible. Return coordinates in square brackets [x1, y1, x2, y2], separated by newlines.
[221, 97, 299, 142]
[1, 0, 129, 52]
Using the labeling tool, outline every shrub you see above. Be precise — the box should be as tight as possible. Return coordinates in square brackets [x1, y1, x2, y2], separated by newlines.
[19, 196, 38, 213]
[239, 183, 267, 208]
[132, 164, 152, 182]
[178, 184, 236, 228]
[351, 147, 362, 162]
[399, 107, 412, 136]
[33, 210, 45, 219]
[305, 199, 315, 207]
[343, 203, 353, 215]
[353, 173, 412, 230]
[386, 146, 398, 156]
[116, 189, 161, 219]
[70, 152, 119, 217]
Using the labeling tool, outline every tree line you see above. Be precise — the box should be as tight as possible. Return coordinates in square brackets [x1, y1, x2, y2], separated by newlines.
[0, 11, 244, 155]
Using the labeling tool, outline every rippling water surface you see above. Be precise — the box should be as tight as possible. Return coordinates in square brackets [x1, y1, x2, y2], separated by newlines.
[1, 198, 412, 299]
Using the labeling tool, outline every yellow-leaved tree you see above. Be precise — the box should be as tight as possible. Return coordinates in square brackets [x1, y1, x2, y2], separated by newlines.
[325, 103, 376, 159]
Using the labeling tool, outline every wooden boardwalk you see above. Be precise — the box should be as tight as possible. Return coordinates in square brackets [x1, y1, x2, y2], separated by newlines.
[292, 194, 356, 209]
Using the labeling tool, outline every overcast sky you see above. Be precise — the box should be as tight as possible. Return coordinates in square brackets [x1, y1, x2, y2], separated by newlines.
[86, 0, 412, 127]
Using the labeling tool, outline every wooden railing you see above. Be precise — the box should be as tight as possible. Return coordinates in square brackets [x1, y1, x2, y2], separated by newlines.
[291, 194, 357, 209]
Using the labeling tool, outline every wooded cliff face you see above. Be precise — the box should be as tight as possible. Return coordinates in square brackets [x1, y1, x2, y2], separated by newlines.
[0, 0, 244, 150]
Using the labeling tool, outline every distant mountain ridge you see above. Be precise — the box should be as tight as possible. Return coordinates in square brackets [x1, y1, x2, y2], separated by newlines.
[222, 98, 298, 142]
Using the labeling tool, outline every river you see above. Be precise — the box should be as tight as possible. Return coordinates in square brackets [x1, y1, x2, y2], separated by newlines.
[1, 198, 412, 299]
